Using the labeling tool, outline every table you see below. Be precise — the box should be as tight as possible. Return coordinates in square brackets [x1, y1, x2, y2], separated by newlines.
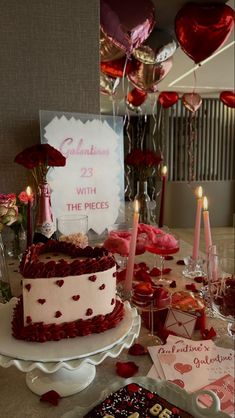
[0, 239, 233, 418]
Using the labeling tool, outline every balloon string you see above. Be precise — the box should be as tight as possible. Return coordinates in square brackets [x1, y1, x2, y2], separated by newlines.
[187, 112, 196, 185]
[124, 110, 132, 200]
[122, 55, 129, 95]
[193, 69, 197, 94]
[140, 114, 147, 150]
[157, 106, 163, 159]
[152, 96, 157, 142]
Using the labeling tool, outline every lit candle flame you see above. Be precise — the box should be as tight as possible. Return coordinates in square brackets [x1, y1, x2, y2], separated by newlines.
[162, 165, 167, 176]
[203, 196, 208, 211]
[196, 186, 203, 199]
[134, 199, 139, 213]
[26, 186, 32, 197]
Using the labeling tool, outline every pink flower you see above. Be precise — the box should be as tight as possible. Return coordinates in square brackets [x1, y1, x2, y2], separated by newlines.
[18, 191, 29, 204]
[0, 193, 18, 231]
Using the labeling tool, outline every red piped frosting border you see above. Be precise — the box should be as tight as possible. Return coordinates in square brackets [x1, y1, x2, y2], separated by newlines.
[12, 297, 124, 342]
[20, 240, 116, 278]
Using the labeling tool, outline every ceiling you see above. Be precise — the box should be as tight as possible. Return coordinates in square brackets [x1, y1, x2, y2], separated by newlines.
[100, 0, 235, 115]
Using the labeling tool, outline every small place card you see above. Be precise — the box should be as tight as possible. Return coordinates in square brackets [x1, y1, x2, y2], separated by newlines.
[164, 308, 197, 339]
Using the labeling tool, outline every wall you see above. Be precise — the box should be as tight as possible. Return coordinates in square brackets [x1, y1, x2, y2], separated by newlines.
[0, 0, 100, 193]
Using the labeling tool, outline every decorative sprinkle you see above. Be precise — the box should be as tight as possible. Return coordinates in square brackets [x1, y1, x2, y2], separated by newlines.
[56, 280, 64, 287]
[88, 275, 97, 282]
[55, 311, 62, 318]
[86, 308, 93, 316]
[72, 295, 80, 301]
[25, 284, 31, 292]
[40, 390, 61, 406]
[37, 298, 46, 305]
[99, 284, 105, 290]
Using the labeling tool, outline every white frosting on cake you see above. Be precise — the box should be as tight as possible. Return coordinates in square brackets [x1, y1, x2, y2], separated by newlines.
[23, 266, 116, 326]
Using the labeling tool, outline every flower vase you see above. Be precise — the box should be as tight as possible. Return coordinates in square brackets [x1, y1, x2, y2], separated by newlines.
[8, 224, 26, 258]
[33, 182, 56, 243]
[135, 181, 151, 224]
[0, 233, 12, 303]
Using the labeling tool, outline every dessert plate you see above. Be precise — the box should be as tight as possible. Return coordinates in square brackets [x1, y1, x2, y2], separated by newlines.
[61, 376, 230, 418]
[0, 298, 136, 362]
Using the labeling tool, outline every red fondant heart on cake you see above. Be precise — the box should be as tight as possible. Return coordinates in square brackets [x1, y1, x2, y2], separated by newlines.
[72, 295, 80, 301]
[174, 363, 192, 375]
[55, 311, 62, 318]
[56, 280, 64, 287]
[86, 308, 93, 316]
[38, 299, 46, 305]
[99, 284, 105, 290]
[25, 284, 31, 292]
[88, 275, 97, 282]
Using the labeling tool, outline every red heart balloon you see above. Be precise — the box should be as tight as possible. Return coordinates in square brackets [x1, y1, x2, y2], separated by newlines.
[220, 91, 235, 108]
[175, 3, 235, 64]
[126, 88, 147, 112]
[101, 56, 139, 78]
[182, 93, 202, 113]
[158, 92, 179, 108]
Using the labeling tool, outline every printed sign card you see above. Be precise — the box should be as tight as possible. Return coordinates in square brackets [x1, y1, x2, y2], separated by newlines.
[40, 111, 124, 235]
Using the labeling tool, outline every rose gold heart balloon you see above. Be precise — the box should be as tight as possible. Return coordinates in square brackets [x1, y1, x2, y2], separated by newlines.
[128, 57, 173, 93]
[100, 73, 120, 96]
[100, 29, 125, 62]
[133, 28, 177, 64]
[182, 93, 202, 113]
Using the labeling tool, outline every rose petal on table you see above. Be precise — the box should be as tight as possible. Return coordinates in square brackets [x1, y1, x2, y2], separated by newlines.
[40, 390, 61, 406]
[177, 259, 185, 265]
[128, 343, 148, 356]
[201, 327, 217, 340]
[164, 255, 174, 260]
[116, 361, 139, 378]
[134, 269, 151, 282]
[116, 269, 126, 283]
[149, 267, 161, 276]
[169, 280, 177, 288]
[162, 267, 172, 274]
[185, 283, 198, 292]
[194, 276, 205, 283]
[136, 262, 148, 270]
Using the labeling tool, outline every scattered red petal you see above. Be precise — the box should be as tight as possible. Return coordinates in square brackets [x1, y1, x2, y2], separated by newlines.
[149, 267, 161, 277]
[134, 269, 151, 282]
[194, 276, 205, 283]
[162, 267, 172, 274]
[116, 361, 139, 378]
[169, 280, 177, 288]
[185, 283, 198, 292]
[116, 269, 126, 283]
[164, 255, 174, 260]
[177, 259, 185, 265]
[128, 343, 148, 356]
[201, 327, 217, 340]
[137, 262, 147, 270]
[40, 390, 61, 406]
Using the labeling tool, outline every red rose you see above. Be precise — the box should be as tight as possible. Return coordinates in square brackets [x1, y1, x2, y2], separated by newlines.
[14, 143, 66, 169]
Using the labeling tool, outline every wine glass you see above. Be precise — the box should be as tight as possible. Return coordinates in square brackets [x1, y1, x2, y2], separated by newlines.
[145, 232, 180, 286]
[208, 247, 235, 339]
[104, 223, 132, 269]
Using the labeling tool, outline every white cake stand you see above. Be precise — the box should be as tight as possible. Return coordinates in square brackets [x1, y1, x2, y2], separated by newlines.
[0, 298, 140, 397]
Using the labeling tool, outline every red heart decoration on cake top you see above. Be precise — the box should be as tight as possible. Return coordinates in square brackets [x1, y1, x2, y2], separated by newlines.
[170, 379, 185, 388]
[55, 311, 62, 318]
[56, 280, 64, 287]
[72, 295, 80, 301]
[88, 275, 97, 282]
[38, 298, 46, 305]
[175, 3, 235, 63]
[25, 284, 31, 292]
[220, 91, 235, 108]
[174, 362, 192, 375]
[86, 308, 93, 316]
[99, 284, 105, 290]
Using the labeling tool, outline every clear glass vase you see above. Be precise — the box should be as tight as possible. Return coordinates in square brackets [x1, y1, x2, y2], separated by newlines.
[135, 180, 151, 224]
[0, 233, 12, 303]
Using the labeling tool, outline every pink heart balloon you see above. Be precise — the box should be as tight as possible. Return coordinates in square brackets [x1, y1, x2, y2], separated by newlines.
[128, 57, 173, 93]
[174, 362, 192, 375]
[182, 93, 202, 113]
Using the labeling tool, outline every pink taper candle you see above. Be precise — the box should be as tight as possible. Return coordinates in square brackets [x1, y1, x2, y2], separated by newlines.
[203, 196, 212, 254]
[26, 186, 33, 248]
[192, 186, 203, 260]
[124, 200, 139, 292]
[158, 165, 167, 228]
